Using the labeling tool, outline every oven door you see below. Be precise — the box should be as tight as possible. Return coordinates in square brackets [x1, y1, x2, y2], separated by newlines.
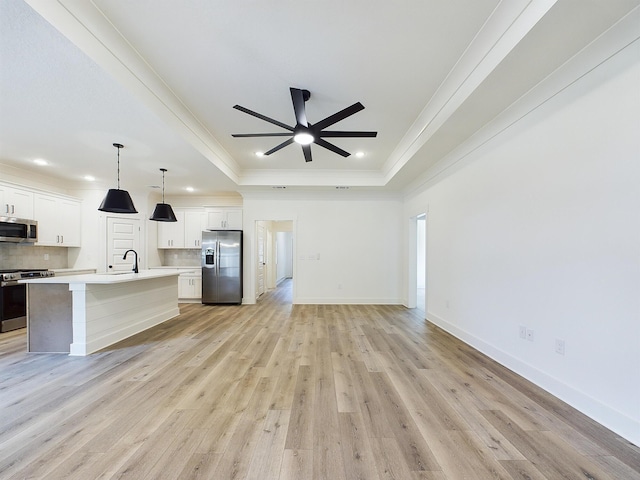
[0, 283, 27, 332]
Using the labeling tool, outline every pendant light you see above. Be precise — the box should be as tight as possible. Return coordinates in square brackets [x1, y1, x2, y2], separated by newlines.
[149, 168, 177, 222]
[98, 143, 138, 213]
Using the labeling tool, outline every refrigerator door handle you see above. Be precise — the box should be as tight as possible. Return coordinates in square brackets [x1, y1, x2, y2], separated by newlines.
[216, 240, 220, 275]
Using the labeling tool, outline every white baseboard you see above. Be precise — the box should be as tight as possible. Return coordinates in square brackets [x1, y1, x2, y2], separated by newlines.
[294, 297, 403, 305]
[427, 312, 639, 446]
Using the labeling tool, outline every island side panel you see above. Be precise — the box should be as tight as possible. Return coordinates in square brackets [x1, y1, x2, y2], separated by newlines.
[27, 284, 73, 353]
[69, 276, 180, 356]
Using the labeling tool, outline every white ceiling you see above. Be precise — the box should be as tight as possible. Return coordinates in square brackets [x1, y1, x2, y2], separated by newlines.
[1, 0, 638, 196]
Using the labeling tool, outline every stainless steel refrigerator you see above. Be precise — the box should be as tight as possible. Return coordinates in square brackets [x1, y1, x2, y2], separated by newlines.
[201, 230, 243, 304]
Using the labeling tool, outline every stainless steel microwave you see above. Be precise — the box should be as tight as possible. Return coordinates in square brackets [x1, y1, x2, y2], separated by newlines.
[0, 217, 38, 243]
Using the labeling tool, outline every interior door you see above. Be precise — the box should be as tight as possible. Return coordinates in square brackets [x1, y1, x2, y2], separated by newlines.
[256, 221, 265, 298]
[107, 217, 141, 272]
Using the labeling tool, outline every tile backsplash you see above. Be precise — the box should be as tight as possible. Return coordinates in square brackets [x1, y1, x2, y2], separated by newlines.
[0, 244, 68, 270]
[161, 249, 200, 266]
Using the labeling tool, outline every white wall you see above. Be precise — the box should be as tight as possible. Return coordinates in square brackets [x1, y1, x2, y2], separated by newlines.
[242, 194, 403, 304]
[405, 41, 640, 444]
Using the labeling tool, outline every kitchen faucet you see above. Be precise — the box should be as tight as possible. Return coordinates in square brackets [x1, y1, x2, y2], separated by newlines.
[123, 249, 139, 273]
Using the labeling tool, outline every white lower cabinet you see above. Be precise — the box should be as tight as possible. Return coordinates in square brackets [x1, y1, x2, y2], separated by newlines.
[178, 273, 202, 300]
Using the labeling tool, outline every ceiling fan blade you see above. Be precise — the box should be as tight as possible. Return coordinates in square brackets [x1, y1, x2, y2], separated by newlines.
[302, 144, 312, 162]
[233, 105, 294, 132]
[231, 133, 292, 137]
[314, 138, 350, 157]
[318, 131, 377, 138]
[290, 88, 308, 127]
[313, 102, 365, 131]
[264, 138, 294, 155]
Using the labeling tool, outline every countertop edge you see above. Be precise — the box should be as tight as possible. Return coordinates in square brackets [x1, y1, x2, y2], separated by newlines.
[19, 269, 195, 285]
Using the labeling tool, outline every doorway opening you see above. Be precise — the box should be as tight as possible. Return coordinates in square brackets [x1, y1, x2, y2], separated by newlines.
[408, 213, 426, 313]
[256, 220, 294, 304]
[416, 214, 426, 313]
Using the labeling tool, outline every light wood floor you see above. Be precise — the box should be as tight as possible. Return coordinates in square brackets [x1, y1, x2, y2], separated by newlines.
[1, 280, 638, 479]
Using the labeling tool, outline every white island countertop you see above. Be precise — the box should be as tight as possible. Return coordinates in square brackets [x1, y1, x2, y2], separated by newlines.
[22, 269, 190, 356]
[20, 268, 195, 285]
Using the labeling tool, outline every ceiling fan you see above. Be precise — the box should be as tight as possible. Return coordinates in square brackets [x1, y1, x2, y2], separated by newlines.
[232, 87, 377, 162]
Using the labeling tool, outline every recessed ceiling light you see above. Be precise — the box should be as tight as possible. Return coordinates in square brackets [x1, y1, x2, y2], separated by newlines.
[33, 158, 48, 166]
[84, 175, 95, 182]
[185, 186, 195, 192]
[255, 151, 265, 157]
[355, 151, 365, 158]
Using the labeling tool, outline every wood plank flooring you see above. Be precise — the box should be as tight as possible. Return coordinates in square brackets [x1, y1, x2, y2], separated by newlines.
[0, 279, 638, 479]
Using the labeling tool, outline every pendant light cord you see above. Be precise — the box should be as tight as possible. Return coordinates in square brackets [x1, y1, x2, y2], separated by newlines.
[113, 143, 124, 190]
[117, 146, 120, 189]
[159, 168, 168, 203]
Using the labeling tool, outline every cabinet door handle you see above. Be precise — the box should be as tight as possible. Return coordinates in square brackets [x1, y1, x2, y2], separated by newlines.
[61, 235, 64, 244]
[56, 235, 60, 243]
[11, 204, 15, 214]
[4, 204, 8, 214]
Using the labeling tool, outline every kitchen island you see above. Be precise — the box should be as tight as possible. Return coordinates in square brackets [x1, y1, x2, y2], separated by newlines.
[21, 269, 193, 356]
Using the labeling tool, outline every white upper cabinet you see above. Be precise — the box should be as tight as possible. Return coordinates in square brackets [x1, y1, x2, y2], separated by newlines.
[157, 210, 185, 248]
[158, 208, 242, 248]
[0, 184, 34, 219]
[184, 211, 207, 248]
[157, 209, 206, 249]
[206, 208, 242, 230]
[33, 192, 81, 247]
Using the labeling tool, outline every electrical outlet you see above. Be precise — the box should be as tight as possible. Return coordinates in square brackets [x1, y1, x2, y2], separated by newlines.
[44, 253, 49, 261]
[337, 283, 342, 290]
[446, 300, 450, 309]
[526, 329, 534, 342]
[519, 326, 527, 339]
[555, 339, 565, 355]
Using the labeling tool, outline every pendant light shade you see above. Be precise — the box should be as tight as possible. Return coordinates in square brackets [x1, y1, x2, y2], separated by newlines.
[150, 168, 177, 222]
[98, 143, 138, 214]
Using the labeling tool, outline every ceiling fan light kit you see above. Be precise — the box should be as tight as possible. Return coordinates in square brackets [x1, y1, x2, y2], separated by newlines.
[232, 87, 377, 163]
[293, 130, 314, 145]
[150, 168, 177, 222]
[98, 143, 138, 214]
